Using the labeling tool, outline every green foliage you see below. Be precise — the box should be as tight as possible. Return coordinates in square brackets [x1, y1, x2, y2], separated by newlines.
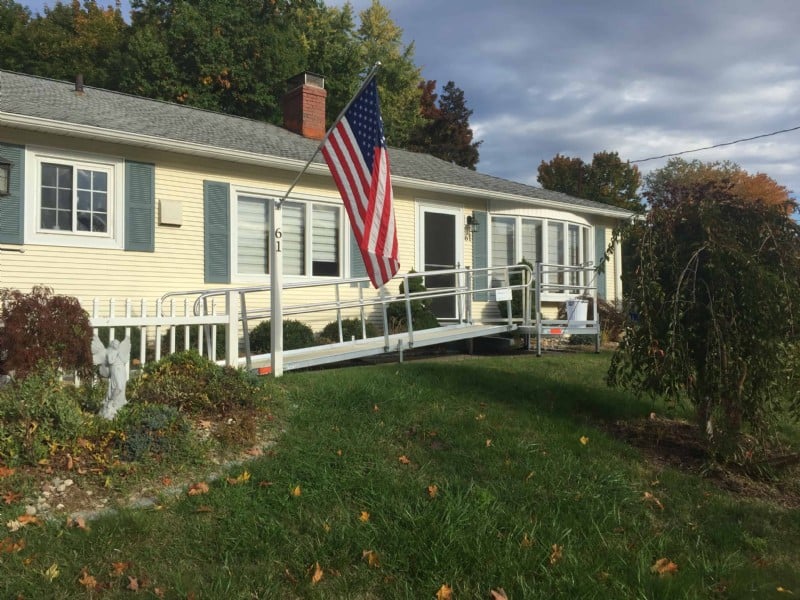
[114, 402, 192, 462]
[608, 179, 800, 455]
[0, 367, 86, 464]
[129, 350, 261, 414]
[537, 151, 643, 212]
[386, 271, 439, 331]
[319, 318, 380, 343]
[248, 319, 315, 354]
[407, 79, 482, 169]
[0, 286, 94, 379]
[497, 259, 534, 319]
[159, 325, 228, 361]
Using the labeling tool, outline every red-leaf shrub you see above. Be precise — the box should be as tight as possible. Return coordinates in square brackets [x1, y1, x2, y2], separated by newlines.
[0, 286, 94, 379]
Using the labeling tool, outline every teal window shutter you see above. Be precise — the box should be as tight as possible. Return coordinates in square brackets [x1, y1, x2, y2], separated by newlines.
[125, 161, 155, 252]
[204, 181, 230, 283]
[472, 210, 489, 300]
[0, 143, 25, 245]
[349, 227, 367, 284]
[594, 226, 607, 300]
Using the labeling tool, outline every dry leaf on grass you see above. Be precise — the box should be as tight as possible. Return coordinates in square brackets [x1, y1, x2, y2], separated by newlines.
[485, 439, 493, 448]
[490, 589, 508, 600]
[2, 491, 21, 505]
[79, 568, 98, 590]
[44, 563, 60, 581]
[291, 485, 302, 497]
[0, 466, 16, 478]
[651, 558, 678, 577]
[642, 491, 664, 510]
[111, 561, 130, 576]
[436, 583, 453, 599]
[187, 482, 209, 496]
[0, 537, 26, 553]
[579, 436, 589, 445]
[427, 484, 439, 498]
[226, 470, 251, 485]
[398, 455, 411, 465]
[359, 511, 370, 523]
[127, 576, 140, 591]
[362, 549, 380, 568]
[549, 544, 563, 565]
[310, 562, 324, 585]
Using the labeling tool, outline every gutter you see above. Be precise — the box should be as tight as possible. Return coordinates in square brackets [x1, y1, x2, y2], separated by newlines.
[1, 111, 633, 220]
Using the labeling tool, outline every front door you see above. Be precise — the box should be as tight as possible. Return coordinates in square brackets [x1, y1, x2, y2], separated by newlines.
[421, 208, 459, 319]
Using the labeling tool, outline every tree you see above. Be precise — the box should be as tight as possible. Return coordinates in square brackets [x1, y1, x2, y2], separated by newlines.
[1, 0, 128, 90]
[537, 151, 643, 211]
[608, 172, 800, 457]
[407, 79, 482, 169]
[644, 157, 795, 213]
[355, 0, 422, 147]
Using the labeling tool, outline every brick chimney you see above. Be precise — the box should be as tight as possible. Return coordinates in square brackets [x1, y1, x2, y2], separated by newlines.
[282, 72, 327, 140]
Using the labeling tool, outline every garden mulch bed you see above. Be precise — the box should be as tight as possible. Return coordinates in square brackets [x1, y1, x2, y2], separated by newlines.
[605, 414, 800, 509]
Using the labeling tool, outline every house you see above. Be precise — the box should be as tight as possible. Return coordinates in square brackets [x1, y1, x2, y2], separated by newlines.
[0, 69, 631, 339]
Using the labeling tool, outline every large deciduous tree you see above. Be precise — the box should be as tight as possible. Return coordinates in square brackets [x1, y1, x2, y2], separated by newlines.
[537, 151, 643, 211]
[609, 164, 800, 457]
[407, 79, 482, 169]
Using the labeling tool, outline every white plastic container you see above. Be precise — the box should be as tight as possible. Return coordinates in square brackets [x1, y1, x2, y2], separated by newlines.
[565, 298, 588, 322]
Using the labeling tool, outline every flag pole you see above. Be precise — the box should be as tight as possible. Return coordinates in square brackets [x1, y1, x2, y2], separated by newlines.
[270, 62, 382, 377]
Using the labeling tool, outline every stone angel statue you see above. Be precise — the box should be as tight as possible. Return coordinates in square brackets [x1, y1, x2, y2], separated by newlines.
[92, 334, 131, 419]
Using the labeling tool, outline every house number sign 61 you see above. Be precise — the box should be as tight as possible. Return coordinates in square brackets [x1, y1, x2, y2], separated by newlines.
[274, 228, 282, 252]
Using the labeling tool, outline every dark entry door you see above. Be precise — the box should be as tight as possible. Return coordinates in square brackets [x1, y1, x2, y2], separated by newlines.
[423, 211, 457, 319]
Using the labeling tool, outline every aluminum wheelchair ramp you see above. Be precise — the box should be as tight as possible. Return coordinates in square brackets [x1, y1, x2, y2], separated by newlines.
[245, 322, 516, 373]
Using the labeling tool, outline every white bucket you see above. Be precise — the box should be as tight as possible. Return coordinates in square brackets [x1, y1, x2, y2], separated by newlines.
[565, 298, 588, 322]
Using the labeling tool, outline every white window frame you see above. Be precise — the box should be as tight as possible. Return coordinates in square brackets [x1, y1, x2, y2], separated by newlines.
[489, 214, 592, 300]
[24, 147, 124, 249]
[230, 185, 346, 283]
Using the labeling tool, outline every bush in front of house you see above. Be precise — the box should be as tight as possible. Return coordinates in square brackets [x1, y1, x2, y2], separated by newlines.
[318, 318, 380, 343]
[159, 325, 228, 361]
[0, 366, 87, 464]
[114, 402, 194, 463]
[248, 319, 316, 354]
[386, 271, 439, 332]
[128, 350, 262, 414]
[0, 286, 94, 379]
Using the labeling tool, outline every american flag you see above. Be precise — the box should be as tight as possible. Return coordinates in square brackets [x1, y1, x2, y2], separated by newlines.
[322, 77, 399, 288]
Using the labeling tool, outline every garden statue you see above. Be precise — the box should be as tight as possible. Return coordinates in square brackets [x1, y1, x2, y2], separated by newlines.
[92, 335, 131, 419]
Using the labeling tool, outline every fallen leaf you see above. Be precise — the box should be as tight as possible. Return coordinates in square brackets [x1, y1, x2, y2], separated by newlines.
[2, 491, 21, 505]
[490, 589, 508, 600]
[398, 455, 411, 465]
[427, 484, 439, 498]
[642, 491, 664, 510]
[310, 562, 324, 585]
[322, 522, 331, 533]
[436, 583, 453, 599]
[18, 515, 38, 526]
[199, 420, 212, 429]
[362, 549, 380, 568]
[245, 446, 263, 456]
[485, 438, 493, 447]
[258, 480, 274, 487]
[65, 454, 74, 470]
[195, 505, 213, 513]
[44, 563, 60, 582]
[359, 511, 370, 523]
[651, 558, 678, 577]
[187, 482, 209, 496]
[336, 449, 343, 456]
[161, 477, 173, 486]
[154, 587, 165, 598]
[110, 561, 130, 576]
[549, 544, 563, 565]
[79, 568, 98, 590]
[291, 485, 302, 497]
[0, 466, 16, 478]
[525, 471, 535, 480]
[579, 436, 589, 445]
[70, 516, 89, 531]
[226, 470, 251, 485]
[0, 537, 26, 553]
[373, 404, 380, 412]
[520, 533, 533, 548]
[777, 587, 793, 594]
[127, 576, 139, 591]
[475, 413, 486, 421]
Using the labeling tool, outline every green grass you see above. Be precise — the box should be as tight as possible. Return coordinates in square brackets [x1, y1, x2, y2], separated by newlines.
[2, 353, 798, 598]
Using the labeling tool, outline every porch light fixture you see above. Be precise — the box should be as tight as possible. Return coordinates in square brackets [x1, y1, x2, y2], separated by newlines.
[0, 157, 10, 196]
[465, 214, 479, 239]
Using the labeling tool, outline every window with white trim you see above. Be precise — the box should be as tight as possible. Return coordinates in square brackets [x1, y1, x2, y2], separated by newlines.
[26, 149, 124, 248]
[234, 193, 342, 279]
[490, 215, 591, 294]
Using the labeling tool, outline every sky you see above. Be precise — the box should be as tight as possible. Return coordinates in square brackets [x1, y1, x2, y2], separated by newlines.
[20, 0, 800, 200]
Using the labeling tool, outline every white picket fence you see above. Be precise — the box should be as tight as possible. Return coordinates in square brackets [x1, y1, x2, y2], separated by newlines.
[87, 293, 239, 367]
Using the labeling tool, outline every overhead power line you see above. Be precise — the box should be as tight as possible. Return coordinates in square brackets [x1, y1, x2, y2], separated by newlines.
[630, 125, 800, 163]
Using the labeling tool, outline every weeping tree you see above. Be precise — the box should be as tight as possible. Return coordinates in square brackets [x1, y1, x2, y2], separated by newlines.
[608, 177, 800, 457]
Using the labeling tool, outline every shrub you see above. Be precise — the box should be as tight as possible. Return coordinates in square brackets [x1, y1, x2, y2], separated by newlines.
[128, 350, 261, 414]
[319, 318, 380, 343]
[159, 325, 228, 361]
[0, 367, 87, 464]
[114, 403, 192, 462]
[0, 286, 94, 379]
[386, 271, 439, 332]
[248, 319, 315, 354]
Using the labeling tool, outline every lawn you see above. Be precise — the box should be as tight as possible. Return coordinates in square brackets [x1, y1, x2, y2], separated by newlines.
[1, 352, 798, 599]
